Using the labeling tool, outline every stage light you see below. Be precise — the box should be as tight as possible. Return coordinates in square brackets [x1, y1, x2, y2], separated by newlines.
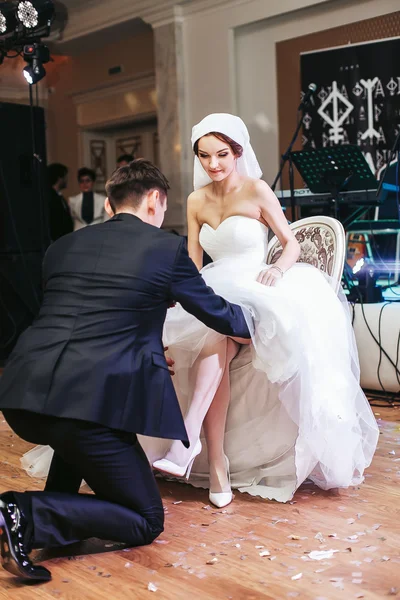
[23, 42, 49, 62]
[23, 57, 46, 84]
[22, 42, 49, 84]
[352, 258, 365, 275]
[23, 64, 33, 84]
[17, 1, 39, 28]
[350, 258, 383, 303]
[0, 2, 17, 35]
[16, 0, 54, 30]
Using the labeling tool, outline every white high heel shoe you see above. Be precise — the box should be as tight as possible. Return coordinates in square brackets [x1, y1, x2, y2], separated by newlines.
[152, 439, 202, 480]
[209, 455, 233, 509]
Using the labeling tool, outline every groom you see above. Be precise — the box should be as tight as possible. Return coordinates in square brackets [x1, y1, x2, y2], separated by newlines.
[0, 159, 251, 582]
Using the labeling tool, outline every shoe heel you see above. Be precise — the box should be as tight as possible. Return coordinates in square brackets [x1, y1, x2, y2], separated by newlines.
[0, 528, 10, 563]
[185, 438, 202, 480]
[153, 439, 202, 479]
[208, 454, 233, 509]
[185, 457, 195, 480]
[0, 528, 20, 577]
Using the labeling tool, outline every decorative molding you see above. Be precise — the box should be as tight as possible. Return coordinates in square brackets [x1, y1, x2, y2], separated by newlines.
[56, 0, 254, 42]
[70, 71, 156, 105]
[0, 84, 49, 102]
[177, 0, 254, 19]
[58, 0, 176, 42]
[0, 86, 30, 100]
[144, 0, 257, 28]
[141, 2, 183, 29]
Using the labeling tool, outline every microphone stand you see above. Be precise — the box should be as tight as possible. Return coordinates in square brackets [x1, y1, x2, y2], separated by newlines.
[271, 110, 304, 222]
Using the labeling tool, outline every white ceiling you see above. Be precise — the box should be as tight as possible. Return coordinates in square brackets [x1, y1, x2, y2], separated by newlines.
[51, 16, 151, 55]
[48, 0, 150, 53]
[51, 0, 205, 46]
[27, 0, 236, 52]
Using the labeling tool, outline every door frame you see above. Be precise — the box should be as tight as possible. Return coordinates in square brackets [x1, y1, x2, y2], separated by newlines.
[78, 113, 158, 192]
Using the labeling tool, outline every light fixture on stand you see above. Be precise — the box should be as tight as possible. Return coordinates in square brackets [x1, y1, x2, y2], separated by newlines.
[0, 0, 56, 286]
[0, 1, 55, 85]
[22, 42, 49, 84]
[348, 258, 383, 303]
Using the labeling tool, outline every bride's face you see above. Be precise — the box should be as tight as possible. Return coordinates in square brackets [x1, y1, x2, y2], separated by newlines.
[197, 135, 237, 182]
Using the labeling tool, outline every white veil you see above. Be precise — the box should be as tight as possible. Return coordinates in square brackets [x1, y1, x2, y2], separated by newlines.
[191, 113, 263, 191]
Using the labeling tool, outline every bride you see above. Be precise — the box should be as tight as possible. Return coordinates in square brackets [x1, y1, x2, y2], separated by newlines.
[21, 113, 379, 507]
[152, 113, 379, 506]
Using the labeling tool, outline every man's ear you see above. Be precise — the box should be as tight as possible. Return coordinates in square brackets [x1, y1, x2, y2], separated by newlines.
[147, 189, 159, 215]
[104, 198, 114, 217]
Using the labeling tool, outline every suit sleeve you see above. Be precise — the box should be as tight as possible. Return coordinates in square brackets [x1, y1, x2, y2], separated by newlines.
[169, 240, 251, 339]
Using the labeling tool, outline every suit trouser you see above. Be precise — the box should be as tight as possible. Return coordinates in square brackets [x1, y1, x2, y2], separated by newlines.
[3, 410, 164, 550]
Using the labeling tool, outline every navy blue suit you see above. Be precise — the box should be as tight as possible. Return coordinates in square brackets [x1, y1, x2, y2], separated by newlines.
[0, 212, 250, 551]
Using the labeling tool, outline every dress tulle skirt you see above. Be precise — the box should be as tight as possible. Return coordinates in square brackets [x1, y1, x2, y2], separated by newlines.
[22, 257, 379, 502]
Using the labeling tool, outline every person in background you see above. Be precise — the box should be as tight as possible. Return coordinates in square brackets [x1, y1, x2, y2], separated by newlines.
[47, 163, 73, 242]
[117, 154, 135, 168]
[69, 168, 107, 231]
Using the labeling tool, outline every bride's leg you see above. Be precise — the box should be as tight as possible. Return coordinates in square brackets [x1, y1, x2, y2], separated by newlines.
[203, 338, 240, 493]
[162, 338, 231, 467]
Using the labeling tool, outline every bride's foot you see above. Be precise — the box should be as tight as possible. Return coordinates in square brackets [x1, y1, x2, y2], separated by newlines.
[153, 439, 202, 480]
[209, 454, 233, 508]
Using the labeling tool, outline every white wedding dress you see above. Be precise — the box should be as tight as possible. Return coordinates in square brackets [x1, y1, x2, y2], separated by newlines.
[22, 216, 379, 502]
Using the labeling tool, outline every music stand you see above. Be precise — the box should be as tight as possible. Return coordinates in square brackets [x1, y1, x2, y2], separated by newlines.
[291, 145, 377, 220]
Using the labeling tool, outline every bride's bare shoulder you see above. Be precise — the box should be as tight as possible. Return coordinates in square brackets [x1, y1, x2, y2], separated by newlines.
[245, 178, 276, 202]
[246, 178, 270, 192]
[187, 186, 210, 211]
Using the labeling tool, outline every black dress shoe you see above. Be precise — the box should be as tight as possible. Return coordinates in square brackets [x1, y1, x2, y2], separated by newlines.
[0, 492, 51, 582]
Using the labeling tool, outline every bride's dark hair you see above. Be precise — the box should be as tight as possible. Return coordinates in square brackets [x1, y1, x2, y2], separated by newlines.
[193, 132, 243, 158]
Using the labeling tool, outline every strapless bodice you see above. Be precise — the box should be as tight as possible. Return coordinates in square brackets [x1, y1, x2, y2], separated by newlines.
[199, 216, 269, 263]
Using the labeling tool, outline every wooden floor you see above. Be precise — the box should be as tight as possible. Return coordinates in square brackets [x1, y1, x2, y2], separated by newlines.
[0, 405, 399, 600]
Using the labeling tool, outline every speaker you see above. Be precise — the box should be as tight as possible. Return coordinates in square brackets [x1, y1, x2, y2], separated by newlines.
[0, 102, 50, 253]
[0, 102, 49, 364]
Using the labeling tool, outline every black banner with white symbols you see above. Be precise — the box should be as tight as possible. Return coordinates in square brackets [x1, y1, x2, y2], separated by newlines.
[300, 38, 400, 176]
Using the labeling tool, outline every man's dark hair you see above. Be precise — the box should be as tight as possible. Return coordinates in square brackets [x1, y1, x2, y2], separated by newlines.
[77, 167, 96, 182]
[106, 159, 170, 212]
[48, 163, 68, 186]
[117, 154, 134, 164]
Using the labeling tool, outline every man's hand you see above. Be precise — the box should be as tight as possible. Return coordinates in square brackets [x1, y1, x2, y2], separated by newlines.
[164, 347, 175, 376]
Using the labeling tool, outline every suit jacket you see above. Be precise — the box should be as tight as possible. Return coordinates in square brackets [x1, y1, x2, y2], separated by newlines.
[69, 192, 107, 231]
[180, 235, 212, 267]
[48, 187, 74, 241]
[0, 213, 250, 444]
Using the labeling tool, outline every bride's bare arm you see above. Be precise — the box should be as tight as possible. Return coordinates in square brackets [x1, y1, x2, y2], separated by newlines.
[187, 192, 204, 271]
[255, 180, 300, 285]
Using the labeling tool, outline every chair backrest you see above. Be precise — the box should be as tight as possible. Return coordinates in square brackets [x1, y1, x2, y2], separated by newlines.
[266, 216, 346, 292]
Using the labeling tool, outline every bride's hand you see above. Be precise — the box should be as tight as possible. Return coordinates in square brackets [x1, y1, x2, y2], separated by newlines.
[257, 266, 283, 287]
